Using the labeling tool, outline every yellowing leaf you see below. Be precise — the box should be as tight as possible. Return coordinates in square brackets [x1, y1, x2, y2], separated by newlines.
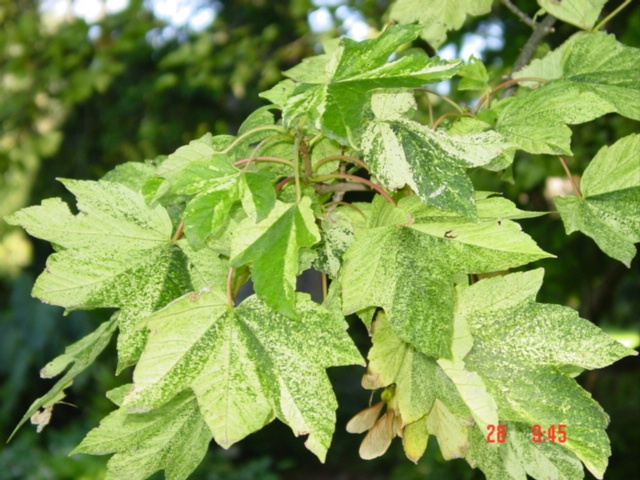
[402, 417, 429, 463]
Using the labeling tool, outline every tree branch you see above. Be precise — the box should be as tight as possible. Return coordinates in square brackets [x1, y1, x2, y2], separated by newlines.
[502, 14, 557, 98]
[512, 14, 557, 74]
[500, 0, 536, 29]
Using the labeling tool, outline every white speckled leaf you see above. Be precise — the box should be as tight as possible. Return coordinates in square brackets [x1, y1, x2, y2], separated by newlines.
[466, 422, 583, 480]
[389, 0, 492, 49]
[461, 270, 636, 478]
[72, 390, 211, 480]
[280, 24, 460, 145]
[555, 134, 640, 266]
[494, 82, 615, 155]
[342, 195, 551, 358]
[8, 316, 118, 441]
[124, 291, 362, 462]
[537, 0, 607, 29]
[515, 33, 640, 122]
[6, 179, 192, 371]
[230, 198, 321, 318]
[314, 205, 367, 277]
[362, 115, 512, 217]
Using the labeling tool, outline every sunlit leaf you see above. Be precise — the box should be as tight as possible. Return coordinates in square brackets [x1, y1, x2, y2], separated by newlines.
[556, 134, 640, 266]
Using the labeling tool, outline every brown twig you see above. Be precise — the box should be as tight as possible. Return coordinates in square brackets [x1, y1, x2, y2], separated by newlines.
[474, 77, 547, 113]
[500, 0, 536, 28]
[512, 14, 557, 74]
[275, 176, 295, 192]
[558, 156, 583, 198]
[415, 88, 464, 114]
[300, 139, 314, 178]
[432, 112, 462, 130]
[172, 220, 184, 242]
[226, 268, 235, 306]
[312, 173, 396, 206]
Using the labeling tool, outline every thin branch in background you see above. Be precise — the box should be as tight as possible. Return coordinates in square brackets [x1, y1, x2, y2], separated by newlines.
[512, 14, 557, 74]
[502, 13, 557, 98]
[500, 0, 537, 28]
[558, 156, 583, 198]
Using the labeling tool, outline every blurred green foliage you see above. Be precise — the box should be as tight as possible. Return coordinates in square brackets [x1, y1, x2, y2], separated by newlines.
[1, 0, 638, 478]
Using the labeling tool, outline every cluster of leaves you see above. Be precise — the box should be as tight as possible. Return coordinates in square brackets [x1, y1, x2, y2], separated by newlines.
[5, 2, 640, 479]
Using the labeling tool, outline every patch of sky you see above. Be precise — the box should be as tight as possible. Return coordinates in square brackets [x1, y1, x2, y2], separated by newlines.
[434, 19, 505, 94]
[42, 0, 218, 46]
[309, 0, 370, 40]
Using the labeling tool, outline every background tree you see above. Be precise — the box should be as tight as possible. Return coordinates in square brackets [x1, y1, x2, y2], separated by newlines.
[1, 0, 638, 478]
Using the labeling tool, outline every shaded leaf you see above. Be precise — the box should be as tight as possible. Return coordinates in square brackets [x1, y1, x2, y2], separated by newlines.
[9, 316, 117, 440]
[73, 391, 211, 480]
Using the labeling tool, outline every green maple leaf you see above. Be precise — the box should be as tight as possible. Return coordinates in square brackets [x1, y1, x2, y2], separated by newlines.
[8, 316, 118, 440]
[555, 134, 640, 266]
[271, 24, 460, 146]
[362, 91, 512, 217]
[388, 0, 492, 49]
[163, 150, 278, 248]
[461, 270, 636, 478]
[230, 197, 321, 317]
[122, 290, 363, 462]
[494, 82, 615, 155]
[6, 179, 192, 370]
[154, 133, 235, 194]
[342, 195, 551, 358]
[72, 390, 211, 480]
[515, 32, 640, 122]
[466, 422, 583, 480]
[537, 0, 607, 29]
